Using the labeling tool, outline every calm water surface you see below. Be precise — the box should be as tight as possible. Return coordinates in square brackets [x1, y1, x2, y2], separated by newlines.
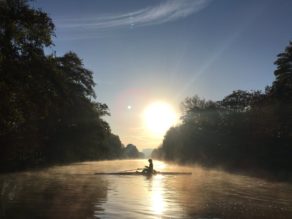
[1, 160, 292, 219]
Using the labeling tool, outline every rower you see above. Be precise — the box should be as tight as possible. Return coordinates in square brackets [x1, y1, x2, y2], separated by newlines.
[142, 159, 154, 174]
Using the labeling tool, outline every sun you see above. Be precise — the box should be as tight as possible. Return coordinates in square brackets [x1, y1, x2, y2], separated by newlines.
[143, 101, 177, 135]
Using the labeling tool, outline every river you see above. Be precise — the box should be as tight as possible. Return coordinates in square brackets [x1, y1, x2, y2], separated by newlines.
[1, 160, 292, 219]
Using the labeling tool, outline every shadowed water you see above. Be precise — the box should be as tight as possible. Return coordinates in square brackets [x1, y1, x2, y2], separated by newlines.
[1, 160, 292, 219]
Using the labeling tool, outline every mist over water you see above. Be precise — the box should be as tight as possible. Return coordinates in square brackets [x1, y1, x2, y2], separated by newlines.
[1, 160, 292, 219]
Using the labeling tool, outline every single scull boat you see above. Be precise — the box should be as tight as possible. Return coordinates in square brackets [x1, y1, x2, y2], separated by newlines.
[94, 171, 192, 176]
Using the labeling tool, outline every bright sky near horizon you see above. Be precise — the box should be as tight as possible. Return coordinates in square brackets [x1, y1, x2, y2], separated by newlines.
[33, 0, 292, 150]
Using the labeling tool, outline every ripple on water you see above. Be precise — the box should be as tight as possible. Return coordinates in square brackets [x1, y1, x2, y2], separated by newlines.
[1, 160, 292, 219]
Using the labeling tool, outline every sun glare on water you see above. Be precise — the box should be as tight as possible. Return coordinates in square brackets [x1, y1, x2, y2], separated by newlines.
[143, 101, 177, 135]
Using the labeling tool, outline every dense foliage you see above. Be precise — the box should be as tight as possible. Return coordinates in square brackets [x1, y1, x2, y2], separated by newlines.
[153, 41, 292, 176]
[122, 144, 145, 159]
[0, 0, 126, 171]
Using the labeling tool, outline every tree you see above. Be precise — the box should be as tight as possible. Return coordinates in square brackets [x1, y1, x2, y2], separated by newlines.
[101, 134, 123, 159]
[271, 41, 292, 101]
[181, 95, 219, 126]
[0, 0, 54, 59]
[0, 0, 55, 136]
[270, 41, 292, 139]
[221, 90, 252, 112]
[0, 0, 117, 171]
[0, 0, 56, 169]
[122, 144, 144, 158]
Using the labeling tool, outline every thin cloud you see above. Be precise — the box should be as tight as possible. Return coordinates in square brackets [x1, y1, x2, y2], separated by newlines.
[57, 0, 211, 31]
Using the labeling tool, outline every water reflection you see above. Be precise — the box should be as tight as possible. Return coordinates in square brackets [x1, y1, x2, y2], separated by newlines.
[1, 160, 292, 219]
[150, 176, 165, 215]
[0, 171, 108, 219]
[95, 174, 171, 218]
[95, 160, 186, 218]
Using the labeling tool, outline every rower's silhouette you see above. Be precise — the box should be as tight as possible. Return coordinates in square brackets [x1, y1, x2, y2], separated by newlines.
[142, 159, 154, 174]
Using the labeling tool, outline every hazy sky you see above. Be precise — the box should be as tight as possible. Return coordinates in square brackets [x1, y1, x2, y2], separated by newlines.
[33, 0, 292, 150]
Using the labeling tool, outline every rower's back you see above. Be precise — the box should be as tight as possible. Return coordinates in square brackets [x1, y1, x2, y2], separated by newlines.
[148, 159, 153, 174]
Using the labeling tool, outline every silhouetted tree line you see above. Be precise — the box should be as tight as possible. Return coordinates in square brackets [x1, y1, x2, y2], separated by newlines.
[101, 138, 145, 159]
[153, 41, 292, 176]
[0, 0, 127, 171]
[122, 144, 145, 159]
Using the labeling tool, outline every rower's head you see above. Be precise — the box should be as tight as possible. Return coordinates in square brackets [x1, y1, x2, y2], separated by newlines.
[148, 159, 152, 163]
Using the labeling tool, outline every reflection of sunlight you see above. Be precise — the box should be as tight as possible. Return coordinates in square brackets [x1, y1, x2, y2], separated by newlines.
[151, 176, 165, 215]
[152, 190, 164, 214]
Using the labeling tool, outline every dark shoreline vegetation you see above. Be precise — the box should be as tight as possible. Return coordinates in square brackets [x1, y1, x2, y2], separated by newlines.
[0, 1, 143, 173]
[152, 41, 292, 181]
[1, 1, 292, 181]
